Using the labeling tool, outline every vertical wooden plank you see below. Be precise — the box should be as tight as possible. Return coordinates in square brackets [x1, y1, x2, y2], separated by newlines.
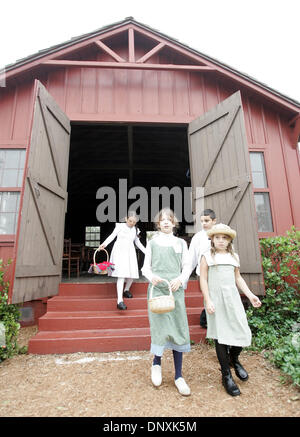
[248, 97, 267, 144]
[173, 71, 189, 116]
[189, 73, 205, 117]
[128, 70, 143, 114]
[241, 94, 254, 145]
[47, 69, 67, 112]
[81, 67, 97, 113]
[281, 124, 300, 228]
[12, 82, 32, 141]
[114, 70, 128, 115]
[97, 68, 115, 114]
[158, 70, 174, 115]
[0, 87, 16, 141]
[128, 28, 135, 63]
[65, 68, 82, 115]
[142, 70, 159, 115]
[264, 107, 294, 233]
[204, 75, 220, 112]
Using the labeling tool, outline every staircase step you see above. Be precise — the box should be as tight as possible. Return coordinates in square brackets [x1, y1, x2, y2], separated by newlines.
[29, 280, 205, 354]
[28, 325, 206, 354]
[58, 282, 146, 297]
[38, 308, 203, 331]
[58, 280, 200, 296]
[47, 293, 203, 312]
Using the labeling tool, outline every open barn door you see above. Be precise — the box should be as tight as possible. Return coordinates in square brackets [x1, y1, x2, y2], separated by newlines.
[188, 91, 264, 294]
[9, 80, 70, 303]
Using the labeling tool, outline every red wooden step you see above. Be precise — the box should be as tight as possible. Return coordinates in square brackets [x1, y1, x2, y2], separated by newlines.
[38, 307, 202, 331]
[47, 293, 203, 312]
[58, 282, 147, 297]
[28, 325, 206, 354]
[28, 280, 205, 354]
[58, 280, 201, 296]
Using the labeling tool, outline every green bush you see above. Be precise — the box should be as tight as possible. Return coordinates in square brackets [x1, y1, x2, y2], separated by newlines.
[246, 227, 300, 387]
[0, 259, 21, 362]
[271, 332, 300, 387]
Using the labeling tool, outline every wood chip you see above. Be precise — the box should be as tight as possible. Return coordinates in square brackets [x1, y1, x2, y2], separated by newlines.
[0, 326, 299, 417]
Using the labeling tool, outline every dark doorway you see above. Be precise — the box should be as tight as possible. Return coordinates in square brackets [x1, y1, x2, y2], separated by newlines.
[64, 123, 192, 274]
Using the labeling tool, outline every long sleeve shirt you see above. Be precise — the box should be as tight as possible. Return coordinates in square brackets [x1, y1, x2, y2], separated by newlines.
[102, 223, 146, 254]
[188, 229, 211, 276]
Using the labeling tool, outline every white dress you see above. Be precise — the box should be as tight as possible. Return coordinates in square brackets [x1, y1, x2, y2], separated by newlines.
[102, 223, 146, 278]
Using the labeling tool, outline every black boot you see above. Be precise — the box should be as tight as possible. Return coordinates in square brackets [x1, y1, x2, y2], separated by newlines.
[123, 290, 133, 298]
[221, 368, 241, 396]
[117, 301, 127, 310]
[229, 347, 249, 381]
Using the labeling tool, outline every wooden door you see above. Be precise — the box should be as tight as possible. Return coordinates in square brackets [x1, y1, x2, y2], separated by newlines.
[188, 91, 264, 294]
[10, 80, 71, 303]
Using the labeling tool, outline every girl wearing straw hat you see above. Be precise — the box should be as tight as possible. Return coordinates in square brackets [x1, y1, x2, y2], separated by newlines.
[99, 211, 146, 310]
[142, 208, 191, 396]
[199, 223, 262, 396]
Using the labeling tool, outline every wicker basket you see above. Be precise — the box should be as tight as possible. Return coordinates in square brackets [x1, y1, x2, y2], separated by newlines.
[148, 279, 175, 314]
[92, 248, 110, 275]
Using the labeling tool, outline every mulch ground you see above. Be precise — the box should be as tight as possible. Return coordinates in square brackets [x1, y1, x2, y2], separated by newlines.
[0, 326, 299, 417]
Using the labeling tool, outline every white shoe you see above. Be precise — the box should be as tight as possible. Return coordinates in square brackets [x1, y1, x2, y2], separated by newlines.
[151, 365, 162, 387]
[175, 377, 191, 396]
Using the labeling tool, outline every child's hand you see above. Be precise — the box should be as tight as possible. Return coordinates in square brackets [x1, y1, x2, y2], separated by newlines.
[205, 299, 215, 314]
[250, 294, 262, 308]
[170, 278, 182, 292]
[151, 276, 163, 286]
[98, 244, 105, 250]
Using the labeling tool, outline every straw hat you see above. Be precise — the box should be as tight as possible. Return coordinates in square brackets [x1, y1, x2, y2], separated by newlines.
[206, 223, 236, 240]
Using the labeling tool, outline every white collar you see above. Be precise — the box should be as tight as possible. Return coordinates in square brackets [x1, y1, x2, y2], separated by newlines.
[158, 231, 175, 239]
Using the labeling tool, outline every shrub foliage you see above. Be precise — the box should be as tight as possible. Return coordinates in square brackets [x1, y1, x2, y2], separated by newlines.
[0, 259, 21, 362]
[247, 227, 300, 387]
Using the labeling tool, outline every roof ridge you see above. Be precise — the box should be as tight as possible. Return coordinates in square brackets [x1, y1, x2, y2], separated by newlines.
[2, 17, 300, 109]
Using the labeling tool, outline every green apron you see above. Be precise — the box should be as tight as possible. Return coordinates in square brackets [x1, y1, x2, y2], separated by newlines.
[206, 264, 252, 347]
[147, 239, 191, 356]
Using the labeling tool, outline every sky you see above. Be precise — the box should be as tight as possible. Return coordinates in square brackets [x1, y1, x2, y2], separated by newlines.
[1, 0, 300, 103]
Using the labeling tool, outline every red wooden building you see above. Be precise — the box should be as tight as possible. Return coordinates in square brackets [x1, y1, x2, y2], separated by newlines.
[0, 18, 299, 353]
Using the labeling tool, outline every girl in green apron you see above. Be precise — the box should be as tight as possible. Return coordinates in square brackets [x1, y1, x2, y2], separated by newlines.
[199, 223, 262, 396]
[142, 208, 191, 396]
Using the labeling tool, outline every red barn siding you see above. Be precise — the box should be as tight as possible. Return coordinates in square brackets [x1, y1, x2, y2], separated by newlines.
[278, 117, 300, 227]
[0, 88, 16, 141]
[44, 67, 240, 123]
[0, 82, 33, 143]
[248, 97, 267, 144]
[0, 246, 14, 287]
[12, 84, 32, 140]
[0, 245, 14, 262]
[263, 109, 294, 233]
[189, 73, 206, 115]
[0, 62, 299, 266]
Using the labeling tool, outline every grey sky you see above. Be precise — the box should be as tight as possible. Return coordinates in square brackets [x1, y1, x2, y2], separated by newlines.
[1, 0, 299, 103]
